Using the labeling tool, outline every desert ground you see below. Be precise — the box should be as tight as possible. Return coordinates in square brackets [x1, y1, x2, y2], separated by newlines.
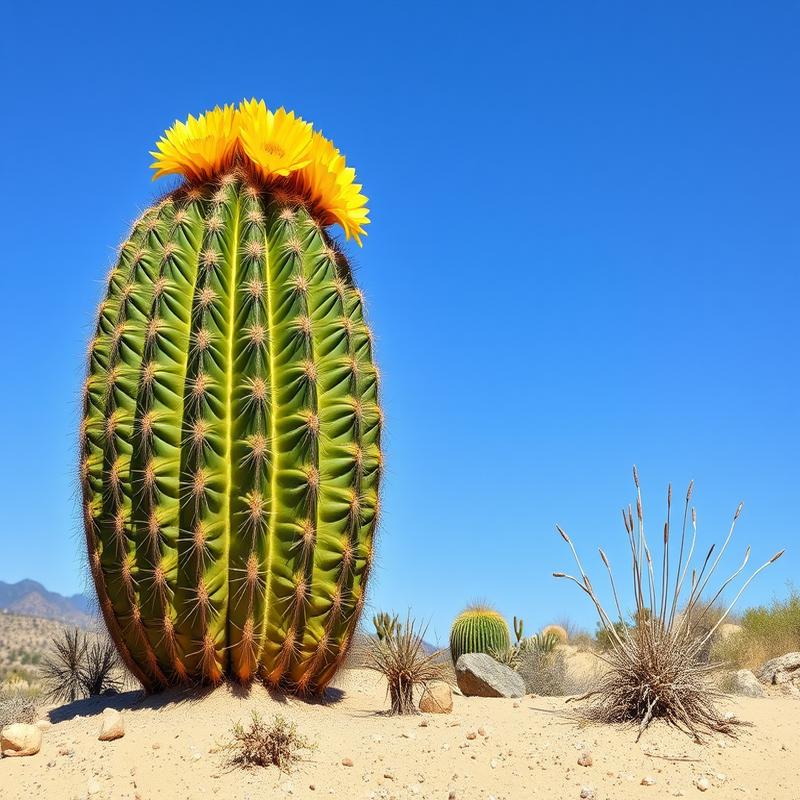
[1, 666, 799, 800]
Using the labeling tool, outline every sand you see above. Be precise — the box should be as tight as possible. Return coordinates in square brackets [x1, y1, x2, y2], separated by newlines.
[1, 668, 798, 800]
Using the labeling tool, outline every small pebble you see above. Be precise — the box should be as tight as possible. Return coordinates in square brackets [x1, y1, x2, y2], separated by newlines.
[641, 776, 657, 786]
[341, 757, 354, 767]
[578, 752, 593, 767]
[580, 787, 596, 799]
[466, 732, 477, 740]
[695, 777, 711, 792]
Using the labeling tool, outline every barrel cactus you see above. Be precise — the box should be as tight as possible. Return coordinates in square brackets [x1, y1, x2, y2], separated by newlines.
[449, 606, 510, 664]
[80, 100, 381, 694]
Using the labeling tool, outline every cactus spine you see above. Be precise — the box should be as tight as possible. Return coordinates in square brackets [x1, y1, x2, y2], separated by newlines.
[81, 174, 381, 693]
[449, 606, 510, 664]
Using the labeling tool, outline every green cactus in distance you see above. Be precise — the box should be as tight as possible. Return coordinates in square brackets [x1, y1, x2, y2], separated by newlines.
[513, 615, 524, 644]
[449, 605, 510, 664]
[373, 612, 400, 642]
[81, 173, 382, 695]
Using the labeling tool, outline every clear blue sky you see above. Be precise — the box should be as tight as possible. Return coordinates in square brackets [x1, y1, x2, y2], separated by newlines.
[1, 2, 797, 645]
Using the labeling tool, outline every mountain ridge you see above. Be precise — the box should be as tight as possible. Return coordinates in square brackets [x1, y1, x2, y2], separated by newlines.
[0, 579, 93, 627]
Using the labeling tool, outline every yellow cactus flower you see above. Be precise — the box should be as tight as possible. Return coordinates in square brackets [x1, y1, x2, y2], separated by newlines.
[149, 100, 370, 245]
[150, 105, 239, 183]
[237, 99, 313, 179]
[299, 132, 370, 244]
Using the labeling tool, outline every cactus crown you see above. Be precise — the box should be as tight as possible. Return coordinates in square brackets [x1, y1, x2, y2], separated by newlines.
[150, 100, 369, 244]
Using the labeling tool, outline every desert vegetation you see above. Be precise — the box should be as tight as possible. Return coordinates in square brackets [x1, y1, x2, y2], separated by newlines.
[367, 613, 448, 714]
[712, 587, 800, 669]
[222, 712, 313, 771]
[40, 628, 122, 703]
[553, 468, 784, 741]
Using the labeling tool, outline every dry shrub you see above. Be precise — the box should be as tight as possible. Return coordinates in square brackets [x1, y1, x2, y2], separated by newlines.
[554, 467, 783, 742]
[713, 588, 800, 669]
[0, 691, 38, 729]
[223, 712, 312, 771]
[40, 628, 122, 703]
[367, 613, 449, 714]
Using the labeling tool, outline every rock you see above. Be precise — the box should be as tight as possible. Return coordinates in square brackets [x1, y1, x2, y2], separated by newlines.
[727, 669, 766, 698]
[455, 653, 525, 698]
[35, 719, 52, 731]
[695, 777, 710, 792]
[87, 777, 102, 796]
[641, 776, 657, 786]
[577, 752, 593, 767]
[465, 731, 477, 740]
[755, 652, 800, 686]
[1, 723, 42, 757]
[716, 623, 742, 641]
[98, 708, 125, 741]
[419, 682, 453, 713]
[341, 757, 354, 767]
[580, 787, 596, 799]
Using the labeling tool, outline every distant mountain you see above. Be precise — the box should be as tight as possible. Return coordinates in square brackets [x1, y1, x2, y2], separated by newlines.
[0, 579, 93, 627]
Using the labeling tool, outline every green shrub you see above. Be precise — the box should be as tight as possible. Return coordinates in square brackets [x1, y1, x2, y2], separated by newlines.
[713, 588, 800, 669]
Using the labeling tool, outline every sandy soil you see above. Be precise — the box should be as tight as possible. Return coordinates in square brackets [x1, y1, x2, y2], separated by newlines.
[1, 668, 797, 800]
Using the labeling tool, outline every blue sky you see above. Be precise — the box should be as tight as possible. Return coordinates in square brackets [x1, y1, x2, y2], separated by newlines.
[1, 2, 797, 645]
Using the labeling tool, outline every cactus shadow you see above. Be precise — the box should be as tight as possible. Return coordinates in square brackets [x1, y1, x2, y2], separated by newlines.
[47, 680, 346, 723]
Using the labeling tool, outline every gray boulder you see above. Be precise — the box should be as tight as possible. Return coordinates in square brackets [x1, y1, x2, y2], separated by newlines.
[455, 653, 525, 698]
[755, 652, 800, 686]
[726, 669, 765, 698]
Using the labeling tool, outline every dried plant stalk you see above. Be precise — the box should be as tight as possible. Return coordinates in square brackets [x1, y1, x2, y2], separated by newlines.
[366, 613, 448, 715]
[554, 467, 783, 742]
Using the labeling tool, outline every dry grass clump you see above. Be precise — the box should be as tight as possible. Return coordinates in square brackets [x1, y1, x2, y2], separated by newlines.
[713, 588, 800, 669]
[223, 712, 312, 771]
[40, 628, 122, 703]
[0, 691, 38, 729]
[367, 613, 449, 714]
[554, 467, 783, 742]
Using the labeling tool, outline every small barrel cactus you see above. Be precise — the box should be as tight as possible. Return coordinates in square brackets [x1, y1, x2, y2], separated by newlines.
[80, 100, 381, 694]
[449, 606, 510, 664]
[541, 624, 569, 644]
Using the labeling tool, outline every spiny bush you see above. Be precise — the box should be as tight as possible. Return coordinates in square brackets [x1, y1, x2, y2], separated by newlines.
[223, 712, 312, 771]
[554, 467, 783, 741]
[40, 628, 122, 703]
[0, 692, 38, 729]
[367, 614, 448, 715]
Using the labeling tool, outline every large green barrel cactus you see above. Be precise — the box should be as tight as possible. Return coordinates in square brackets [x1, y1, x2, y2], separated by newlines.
[80, 101, 381, 694]
[449, 606, 510, 664]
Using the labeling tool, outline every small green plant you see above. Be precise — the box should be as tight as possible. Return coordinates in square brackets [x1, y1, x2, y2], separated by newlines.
[367, 613, 448, 714]
[526, 632, 560, 655]
[713, 588, 800, 668]
[223, 712, 312, 771]
[372, 612, 401, 641]
[40, 628, 122, 703]
[513, 616, 524, 644]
